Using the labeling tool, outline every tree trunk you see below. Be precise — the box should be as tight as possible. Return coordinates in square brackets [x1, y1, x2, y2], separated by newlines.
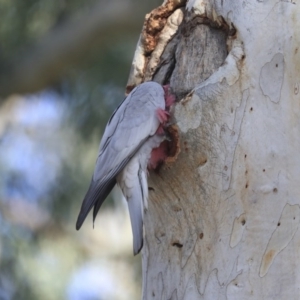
[127, 0, 300, 299]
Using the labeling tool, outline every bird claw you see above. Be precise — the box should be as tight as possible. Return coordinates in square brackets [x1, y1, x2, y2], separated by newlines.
[156, 108, 169, 124]
[156, 125, 165, 135]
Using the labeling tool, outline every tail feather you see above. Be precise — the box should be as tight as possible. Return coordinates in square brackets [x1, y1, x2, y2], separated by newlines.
[93, 179, 116, 223]
[119, 162, 145, 255]
[127, 188, 144, 255]
[76, 178, 116, 230]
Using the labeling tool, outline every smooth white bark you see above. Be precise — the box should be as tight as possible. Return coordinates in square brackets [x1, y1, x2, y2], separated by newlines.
[128, 0, 300, 299]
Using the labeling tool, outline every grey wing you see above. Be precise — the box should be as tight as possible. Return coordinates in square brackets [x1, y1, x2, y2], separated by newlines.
[95, 81, 165, 181]
[76, 82, 165, 229]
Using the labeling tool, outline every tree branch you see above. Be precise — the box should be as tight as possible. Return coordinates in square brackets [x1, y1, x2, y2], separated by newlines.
[0, 1, 143, 99]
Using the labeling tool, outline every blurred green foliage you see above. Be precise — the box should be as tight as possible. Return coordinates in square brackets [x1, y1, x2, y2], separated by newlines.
[0, 0, 98, 59]
[0, 0, 162, 299]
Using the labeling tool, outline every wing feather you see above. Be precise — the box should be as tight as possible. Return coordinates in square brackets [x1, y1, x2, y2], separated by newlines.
[76, 82, 165, 229]
[93, 83, 165, 182]
[76, 177, 116, 230]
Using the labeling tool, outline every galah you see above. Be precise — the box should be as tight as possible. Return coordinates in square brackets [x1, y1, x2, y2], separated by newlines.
[76, 81, 174, 255]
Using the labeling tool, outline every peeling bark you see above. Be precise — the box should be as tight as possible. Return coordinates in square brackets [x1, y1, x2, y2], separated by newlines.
[128, 0, 300, 299]
[126, 0, 187, 93]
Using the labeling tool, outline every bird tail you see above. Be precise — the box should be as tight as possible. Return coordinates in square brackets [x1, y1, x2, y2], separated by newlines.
[127, 188, 144, 255]
[76, 178, 116, 230]
[118, 163, 148, 255]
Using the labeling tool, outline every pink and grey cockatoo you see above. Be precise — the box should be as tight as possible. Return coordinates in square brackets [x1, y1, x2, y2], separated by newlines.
[76, 81, 174, 255]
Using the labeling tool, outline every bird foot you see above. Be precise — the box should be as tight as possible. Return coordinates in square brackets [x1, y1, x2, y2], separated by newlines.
[156, 108, 169, 124]
[156, 124, 165, 135]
